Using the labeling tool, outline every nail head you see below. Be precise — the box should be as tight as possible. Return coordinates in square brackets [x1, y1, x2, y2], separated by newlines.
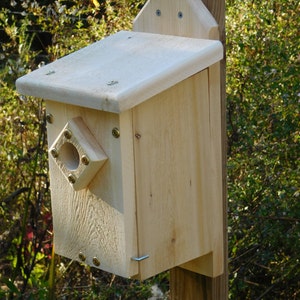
[112, 127, 120, 138]
[50, 148, 59, 158]
[68, 174, 76, 184]
[92, 257, 100, 266]
[64, 129, 72, 139]
[46, 113, 54, 124]
[81, 155, 90, 165]
[78, 252, 86, 262]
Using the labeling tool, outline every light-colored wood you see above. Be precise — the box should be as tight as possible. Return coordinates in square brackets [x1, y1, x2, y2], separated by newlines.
[46, 65, 223, 280]
[46, 101, 138, 278]
[134, 0, 224, 280]
[133, 0, 219, 40]
[133, 69, 223, 279]
[16, 31, 222, 113]
[179, 63, 223, 277]
[202, 0, 228, 296]
[49, 117, 108, 190]
[169, 0, 227, 299]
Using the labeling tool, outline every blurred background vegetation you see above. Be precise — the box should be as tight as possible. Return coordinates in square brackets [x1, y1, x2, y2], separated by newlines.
[0, 0, 299, 299]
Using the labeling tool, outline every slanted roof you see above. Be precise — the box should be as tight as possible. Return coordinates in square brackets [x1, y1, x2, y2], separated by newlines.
[16, 30, 222, 113]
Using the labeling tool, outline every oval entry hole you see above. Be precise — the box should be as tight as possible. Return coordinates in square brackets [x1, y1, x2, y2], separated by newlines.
[59, 142, 80, 171]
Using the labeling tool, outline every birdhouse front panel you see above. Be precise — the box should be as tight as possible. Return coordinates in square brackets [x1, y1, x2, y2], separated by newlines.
[45, 101, 139, 278]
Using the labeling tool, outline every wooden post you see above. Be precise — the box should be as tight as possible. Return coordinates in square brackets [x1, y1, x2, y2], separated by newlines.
[170, 0, 227, 299]
[134, 1, 226, 297]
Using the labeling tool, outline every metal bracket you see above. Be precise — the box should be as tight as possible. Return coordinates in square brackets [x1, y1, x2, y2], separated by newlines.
[131, 254, 150, 262]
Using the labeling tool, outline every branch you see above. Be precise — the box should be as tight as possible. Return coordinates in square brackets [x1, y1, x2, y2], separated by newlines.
[1, 187, 30, 204]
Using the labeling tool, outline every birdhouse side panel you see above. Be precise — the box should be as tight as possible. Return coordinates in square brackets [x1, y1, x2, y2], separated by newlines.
[133, 70, 214, 279]
[179, 63, 224, 277]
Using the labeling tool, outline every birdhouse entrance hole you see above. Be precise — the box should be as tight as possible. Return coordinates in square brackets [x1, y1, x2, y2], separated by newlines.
[59, 142, 80, 171]
[49, 117, 108, 191]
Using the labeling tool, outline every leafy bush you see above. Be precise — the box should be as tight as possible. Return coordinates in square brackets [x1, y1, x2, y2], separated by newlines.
[227, 0, 300, 298]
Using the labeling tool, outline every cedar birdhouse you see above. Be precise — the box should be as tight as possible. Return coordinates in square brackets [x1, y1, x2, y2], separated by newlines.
[16, 0, 224, 280]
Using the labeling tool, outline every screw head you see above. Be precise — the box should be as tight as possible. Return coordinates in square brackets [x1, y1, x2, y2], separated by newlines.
[46, 113, 54, 124]
[64, 129, 72, 139]
[92, 257, 100, 267]
[68, 174, 76, 184]
[112, 127, 120, 138]
[78, 252, 86, 262]
[50, 148, 59, 158]
[81, 155, 90, 165]
[107, 80, 118, 86]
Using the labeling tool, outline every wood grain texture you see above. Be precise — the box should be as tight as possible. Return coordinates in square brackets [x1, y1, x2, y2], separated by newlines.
[198, 0, 228, 298]
[134, 0, 227, 298]
[129, 65, 223, 280]
[202, 0, 225, 43]
[170, 267, 213, 300]
[46, 101, 138, 278]
[16, 31, 222, 113]
[133, 70, 223, 279]
[49, 117, 108, 190]
[133, 0, 219, 39]
[178, 63, 223, 277]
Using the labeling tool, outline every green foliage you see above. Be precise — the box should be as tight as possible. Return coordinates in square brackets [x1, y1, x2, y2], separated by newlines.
[227, 0, 300, 298]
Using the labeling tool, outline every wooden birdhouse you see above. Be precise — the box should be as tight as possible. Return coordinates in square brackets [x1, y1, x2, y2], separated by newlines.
[16, 0, 224, 280]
